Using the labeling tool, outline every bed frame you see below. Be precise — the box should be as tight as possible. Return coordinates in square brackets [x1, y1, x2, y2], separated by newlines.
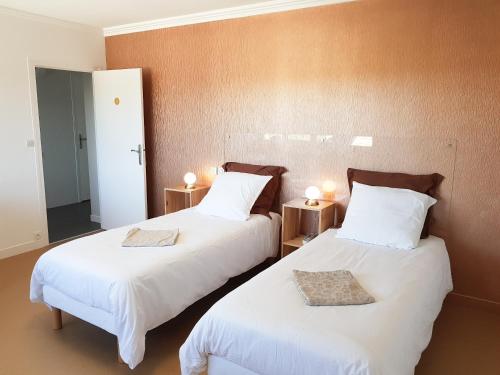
[47, 252, 280, 366]
[51, 307, 125, 363]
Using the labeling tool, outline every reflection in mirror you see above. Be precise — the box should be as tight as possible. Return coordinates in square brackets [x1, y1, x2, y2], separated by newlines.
[224, 133, 456, 237]
[351, 136, 373, 147]
[209, 166, 225, 176]
[322, 180, 336, 201]
[287, 134, 311, 141]
[263, 133, 283, 141]
[316, 134, 334, 143]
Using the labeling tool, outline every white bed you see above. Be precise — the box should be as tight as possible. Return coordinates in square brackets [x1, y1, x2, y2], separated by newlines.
[30, 207, 281, 369]
[180, 228, 453, 375]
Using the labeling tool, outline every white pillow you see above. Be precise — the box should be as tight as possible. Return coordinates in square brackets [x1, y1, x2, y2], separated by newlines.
[197, 172, 272, 221]
[337, 182, 437, 249]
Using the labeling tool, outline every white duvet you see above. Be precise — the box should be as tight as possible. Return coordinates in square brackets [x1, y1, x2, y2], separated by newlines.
[30, 208, 280, 369]
[180, 229, 452, 375]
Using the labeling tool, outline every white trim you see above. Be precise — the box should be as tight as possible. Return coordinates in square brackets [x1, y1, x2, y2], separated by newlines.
[103, 0, 354, 36]
[0, 239, 45, 260]
[27, 59, 50, 252]
[23, 58, 96, 259]
[90, 214, 101, 223]
[0, 229, 103, 260]
[0, 5, 100, 33]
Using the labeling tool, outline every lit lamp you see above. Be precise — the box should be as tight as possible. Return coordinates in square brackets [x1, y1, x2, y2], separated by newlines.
[322, 180, 336, 201]
[184, 172, 197, 189]
[304, 186, 321, 206]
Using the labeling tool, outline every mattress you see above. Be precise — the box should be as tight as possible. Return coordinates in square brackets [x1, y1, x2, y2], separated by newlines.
[30, 208, 281, 369]
[43, 285, 115, 334]
[180, 229, 453, 375]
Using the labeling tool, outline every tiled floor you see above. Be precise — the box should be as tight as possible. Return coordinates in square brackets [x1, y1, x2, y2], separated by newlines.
[47, 200, 101, 242]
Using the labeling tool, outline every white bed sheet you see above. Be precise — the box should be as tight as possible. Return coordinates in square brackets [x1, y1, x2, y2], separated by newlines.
[30, 208, 281, 369]
[208, 355, 258, 375]
[180, 229, 452, 375]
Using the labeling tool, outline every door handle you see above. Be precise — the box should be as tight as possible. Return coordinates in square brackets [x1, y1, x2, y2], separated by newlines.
[130, 144, 143, 166]
[79, 133, 87, 149]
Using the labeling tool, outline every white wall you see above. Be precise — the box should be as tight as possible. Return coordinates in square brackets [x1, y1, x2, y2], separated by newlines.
[0, 7, 105, 258]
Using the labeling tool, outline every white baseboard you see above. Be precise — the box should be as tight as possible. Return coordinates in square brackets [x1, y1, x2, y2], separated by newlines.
[0, 238, 47, 260]
[90, 214, 101, 223]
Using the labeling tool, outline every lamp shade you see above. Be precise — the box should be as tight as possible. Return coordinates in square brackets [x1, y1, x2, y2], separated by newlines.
[184, 172, 197, 188]
[322, 180, 336, 201]
[305, 186, 321, 200]
[322, 180, 336, 193]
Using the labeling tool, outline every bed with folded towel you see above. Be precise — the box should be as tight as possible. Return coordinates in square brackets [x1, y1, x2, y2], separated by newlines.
[121, 227, 179, 247]
[31, 207, 281, 369]
[180, 229, 452, 375]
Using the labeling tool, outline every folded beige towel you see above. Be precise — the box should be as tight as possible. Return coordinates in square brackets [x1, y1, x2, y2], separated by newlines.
[293, 270, 375, 306]
[122, 228, 179, 247]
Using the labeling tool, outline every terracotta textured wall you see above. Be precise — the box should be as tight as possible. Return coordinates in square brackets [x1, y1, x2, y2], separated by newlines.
[105, 0, 500, 303]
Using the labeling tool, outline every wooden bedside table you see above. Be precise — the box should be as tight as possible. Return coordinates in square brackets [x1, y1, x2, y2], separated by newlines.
[281, 199, 335, 258]
[164, 185, 210, 214]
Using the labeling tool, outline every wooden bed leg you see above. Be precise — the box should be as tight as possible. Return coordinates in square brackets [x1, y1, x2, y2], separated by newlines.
[117, 339, 125, 364]
[52, 308, 62, 330]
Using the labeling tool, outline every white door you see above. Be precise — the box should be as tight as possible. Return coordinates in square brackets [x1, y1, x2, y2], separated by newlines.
[93, 68, 147, 229]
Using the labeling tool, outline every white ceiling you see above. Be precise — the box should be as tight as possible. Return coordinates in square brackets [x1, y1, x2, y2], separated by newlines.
[0, 0, 268, 28]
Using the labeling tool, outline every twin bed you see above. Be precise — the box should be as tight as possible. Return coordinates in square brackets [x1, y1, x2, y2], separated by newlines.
[30, 164, 452, 374]
[31, 208, 281, 368]
[180, 229, 452, 375]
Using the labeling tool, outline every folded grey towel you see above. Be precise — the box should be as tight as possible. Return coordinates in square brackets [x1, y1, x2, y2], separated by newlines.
[122, 228, 179, 247]
[293, 270, 375, 306]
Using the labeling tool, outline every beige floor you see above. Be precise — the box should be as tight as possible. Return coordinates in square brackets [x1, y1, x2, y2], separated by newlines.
[1, 245, 499, 375]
